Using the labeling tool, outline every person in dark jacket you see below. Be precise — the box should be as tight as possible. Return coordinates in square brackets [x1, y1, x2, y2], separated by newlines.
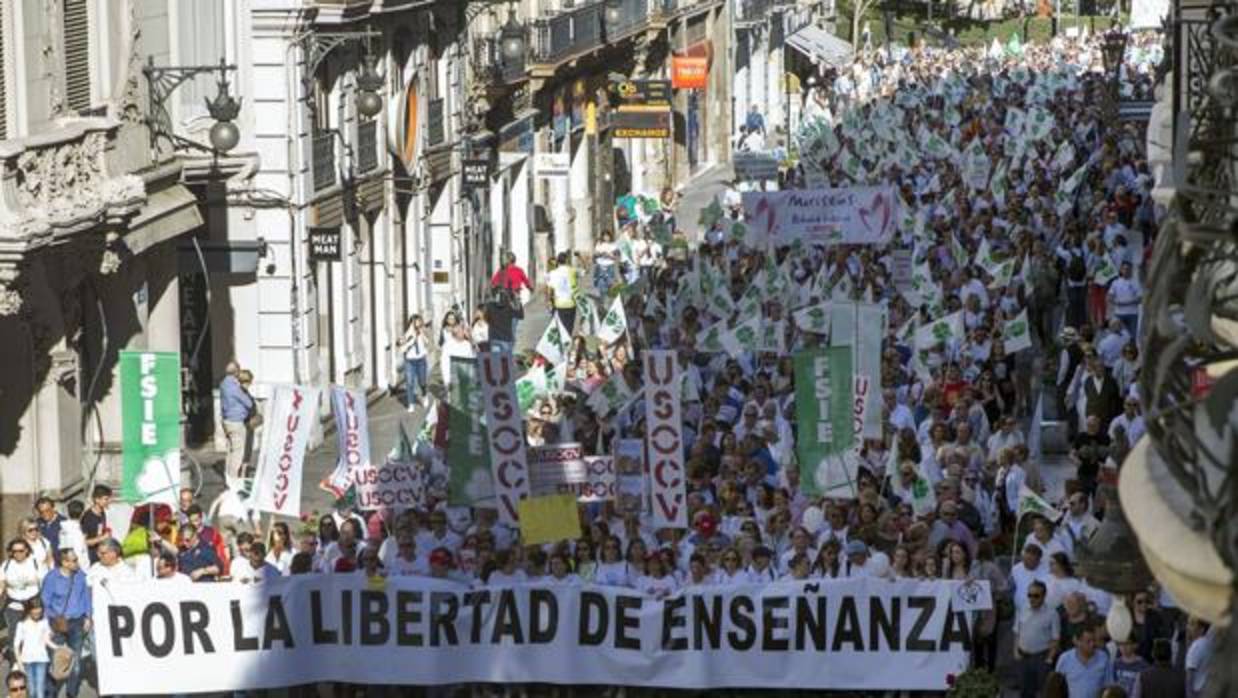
[1131, 638, 1185, 698]
[486, 289, 517, 354]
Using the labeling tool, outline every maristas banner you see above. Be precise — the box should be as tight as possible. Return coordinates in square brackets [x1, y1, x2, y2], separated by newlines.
[93, 577, 988, 694]
[741, 187, 899, 245]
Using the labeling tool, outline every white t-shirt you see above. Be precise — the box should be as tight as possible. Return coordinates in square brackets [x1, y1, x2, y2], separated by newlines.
[488, 570, 527, 586]
[2, 558, 45, 609]
[387, 554, 430, 578]
[635, 574, 679, 600]
[266, 549, 294, 576]
[13, 617, 52, 664]
[594, 561, 633, 587]
[1186, 630, 1215, 694]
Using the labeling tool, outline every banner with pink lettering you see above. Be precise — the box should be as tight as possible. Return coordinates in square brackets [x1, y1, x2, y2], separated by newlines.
[478, 352, 531, 525]
[321, 386, 373, 500]
[251, 384, 320, 518]
[644, 351, 686, 528]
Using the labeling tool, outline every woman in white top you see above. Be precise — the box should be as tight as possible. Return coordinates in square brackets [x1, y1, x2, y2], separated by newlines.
[470, 308, 490, 353]
[635, 553, 679, 600]
[712, 548, 750, 585]
[17, 519, 53, 570]
[484, 550, 527, 586]
[1045, 552, 1085, 611]
[545, 553, 581, 585]
[387, 535, 429, 577]
[593, 537, 633, 587]
[440, 322, 476, 390]
[889, 545, 914, 580]
[265, 522, 294, 576]
[593, 231, 619, 294]
[0, 538, 46, 636]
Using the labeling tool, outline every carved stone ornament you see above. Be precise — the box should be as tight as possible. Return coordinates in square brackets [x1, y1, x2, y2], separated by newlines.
[0, 120, 148, 315]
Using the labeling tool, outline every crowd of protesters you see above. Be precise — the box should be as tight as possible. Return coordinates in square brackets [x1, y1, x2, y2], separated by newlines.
[0, 30, 1220, 698]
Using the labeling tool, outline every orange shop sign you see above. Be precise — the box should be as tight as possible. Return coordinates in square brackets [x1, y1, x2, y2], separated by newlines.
[671, 56, 708, 89]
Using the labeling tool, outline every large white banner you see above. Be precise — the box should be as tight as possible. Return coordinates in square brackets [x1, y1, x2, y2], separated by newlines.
[251, 385, 320, 517]
[828, 302, 886, 440]
[644, 351, 686, 528]
[742, 187, 898, 246]
[530, 442, 616, 502]
[322, 386, 371, 499]
[94, 577, 988, 694]
[479, 352, 530, 524]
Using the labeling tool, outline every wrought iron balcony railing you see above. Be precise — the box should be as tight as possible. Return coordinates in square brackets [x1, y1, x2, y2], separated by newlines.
[531, 2, 604, 64]
[426, 98, 446, 147]
[735, 0, 773, 24]
[606, 0, 650, 39]
[312, 130, 337, 192]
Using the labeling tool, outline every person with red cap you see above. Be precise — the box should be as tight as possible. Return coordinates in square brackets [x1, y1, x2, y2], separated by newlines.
[684, 510, 730, 563]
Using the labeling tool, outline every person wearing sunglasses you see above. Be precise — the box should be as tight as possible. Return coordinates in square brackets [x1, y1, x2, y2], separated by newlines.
[5, 670, 27, 697]
[1, 538, 46, 655]
[1014, 580, 1060, 698]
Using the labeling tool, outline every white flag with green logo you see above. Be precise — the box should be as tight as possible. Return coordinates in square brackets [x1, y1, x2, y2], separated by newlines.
[720, 316, 763, 357]
[1051, 140, 1075, 172]
[516, 366, 548, 412]
[536, 316, 572, 365]
[1093, 255, 1119, 286]
[757, 320, 786, 355]
[991, 160, 1009, 207]
[1003, 308, 1033, 354]
[1017, 484, 1062, 522]
[576, 295, 600, 337]
[914, 310, 965, 353]
[586, 372, 636, 417]
[795, 301, 834, 335]
[696, 320, 727, 353]
[597, 296, 628, 345]
[988, 259, 1016, 289]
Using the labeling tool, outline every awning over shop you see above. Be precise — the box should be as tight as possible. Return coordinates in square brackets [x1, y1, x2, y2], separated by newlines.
[785, 25, 854, 68]
[123, 184, 204, 256]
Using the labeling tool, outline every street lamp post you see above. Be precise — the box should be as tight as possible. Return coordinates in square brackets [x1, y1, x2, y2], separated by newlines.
[1100, 28, 1128, 135]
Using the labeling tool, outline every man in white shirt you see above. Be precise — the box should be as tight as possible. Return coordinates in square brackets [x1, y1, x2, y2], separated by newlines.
[987, 416, 1026, 462]
[1059, 493, 1101, 558]
[1108, 397, 1146, 447]
[86, 539, 135, 588]
[1107, 261, 1143, 339]
[1094, 319, 1130, 368]
[415, 510, 463, 556]
[841, 541, 887, 579]
[233, 543, 280, 583]
[1010, 544, 1052, 613]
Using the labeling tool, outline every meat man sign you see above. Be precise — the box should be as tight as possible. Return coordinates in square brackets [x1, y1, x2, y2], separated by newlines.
[644, 350, 686, 528]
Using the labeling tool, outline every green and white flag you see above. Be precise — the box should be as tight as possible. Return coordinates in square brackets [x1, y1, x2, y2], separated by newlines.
[1003, 308, 1033, 353]
[696, 320, 727, 353]
[720, 316, 763, 357]
[597, 296, 628, 345]
[698, 198, 725, 230]
[536, 316, 572, 365]
[757, 320, 786, 355]
[1017, 484, 1062, 522]
[793, 348, 857, 498]
[915, 310, 966, 352]
[1052, 140, 1076, 172]
[976, 237, 999, 272]
[964, 139, 991, 191]
[1093, 256, 1119, 286]
[793, 303, 832, 335]
[120, 351, 182, 505]
[951, 234, 969, 270]
[831, 274, 854, 301]
[991, 160, 1009, 207]
[576, 295, 600, 337]
[908, 462, 938, 517]
[586, 373, 637, 417]
[988, 259, 1016, 289]
[515, 366, 548, 412]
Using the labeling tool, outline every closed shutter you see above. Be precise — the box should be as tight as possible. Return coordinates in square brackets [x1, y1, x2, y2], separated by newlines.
[63, 0, 91, 113]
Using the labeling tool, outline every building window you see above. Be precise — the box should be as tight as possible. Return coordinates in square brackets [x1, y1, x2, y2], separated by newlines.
[175, 0, 226, 115]
[63, 0, 92, 113]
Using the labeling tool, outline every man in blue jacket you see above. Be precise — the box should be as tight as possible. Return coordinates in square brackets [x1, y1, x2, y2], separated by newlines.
[41, 549, 91, 698]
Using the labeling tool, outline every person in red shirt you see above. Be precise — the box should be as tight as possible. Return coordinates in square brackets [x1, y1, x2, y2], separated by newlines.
[490, 251, 533, 294]
[490, 251, 532, 341]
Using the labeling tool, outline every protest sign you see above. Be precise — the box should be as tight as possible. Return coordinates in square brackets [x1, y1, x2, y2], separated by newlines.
[742, 187, 898, 246]
[828, 302, 885, 440]
[119, 352, 181, 506]
[536, 316, 572, 365]
[322, 386, 371, 500]
[479, 352, 531, 524]
[644, 351, 686, 527]
[94, 576, 985, 694]
[794, 348, 857, 498]
[251, 384, 321, 518]
[447, 358, 493, 508]
[529, 443, 616, 502]
[614, 438, 647, 515]
[518, 494, 582, 545]
[597, 295, 629, 344]
[352, 459, 426, 511]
